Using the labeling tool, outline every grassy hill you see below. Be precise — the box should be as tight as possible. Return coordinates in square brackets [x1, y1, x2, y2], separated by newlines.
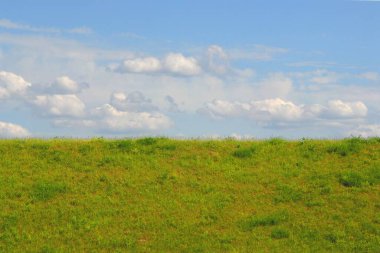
[0, 137, 379, 252]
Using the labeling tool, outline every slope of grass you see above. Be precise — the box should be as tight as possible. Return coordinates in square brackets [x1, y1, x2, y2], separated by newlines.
[0, 137, 379, 252]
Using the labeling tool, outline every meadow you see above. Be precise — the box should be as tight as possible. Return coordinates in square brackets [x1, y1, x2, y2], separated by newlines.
[0, 137, 379, 252]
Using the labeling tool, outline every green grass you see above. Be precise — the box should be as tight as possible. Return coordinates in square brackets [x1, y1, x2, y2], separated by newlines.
[271, 228, 290, 239]
[0, 137, 379, 252]
[31, 181, 67, 201]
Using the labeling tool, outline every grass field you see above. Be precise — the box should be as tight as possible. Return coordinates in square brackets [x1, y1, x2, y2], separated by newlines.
[0, 137, 379, 252]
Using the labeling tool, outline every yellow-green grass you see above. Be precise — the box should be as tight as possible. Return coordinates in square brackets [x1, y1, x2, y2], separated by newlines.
[0, 137, 379, 252]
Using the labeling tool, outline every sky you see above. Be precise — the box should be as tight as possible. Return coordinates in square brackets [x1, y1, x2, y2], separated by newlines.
[0, 0, 379, 139]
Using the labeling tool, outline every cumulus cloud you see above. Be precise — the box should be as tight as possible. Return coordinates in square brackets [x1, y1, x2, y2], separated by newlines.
[1, 31, 377, 138]
[93, 104, 171, 132]
[198, 100, 236, 119]
[163, 53, 201, 76]
[0, 70, 171, 133]
[45, 76, 88, 94]
[0, 121, 30, 138]
[112, 53, 201, 76]
[199, 98, 368, 123]
[94, 92, 171, 132]
[32, 94, 86, 117]
[110, 44, 286, 78]
[0, 71, 31, 98]
[326, 100, 367, 118]
[52, 91, 172, 133]
[0, 72, 89, 120]
[249, 99, 303, 121]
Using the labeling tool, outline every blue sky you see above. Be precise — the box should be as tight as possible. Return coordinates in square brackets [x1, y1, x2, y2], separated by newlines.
[0, 0, 379, 138]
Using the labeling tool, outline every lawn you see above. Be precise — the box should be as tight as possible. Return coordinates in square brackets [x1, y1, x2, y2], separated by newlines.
[0, 137, 379, 252]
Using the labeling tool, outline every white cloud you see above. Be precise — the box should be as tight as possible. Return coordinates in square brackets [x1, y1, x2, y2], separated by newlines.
[199, 98, 303, 121]
[229, 133, 254, 140]
[0, 121, 30, 138]
[199, 98, 368, 123]
[116, 57, 162, 73]
[326, 100, 367, 118]
[0, 30, 378, 138]
[163, 53, 201, 76]
[93, 104, 171, 132]
[302, 104, 326, 118]
[112, 53, 201, 76]
[46, 76, 83, 94]
[198, 99, 241, 119]
[206, 45, 229, 74]
[349, 124, 380, 137]
[32, 94, 86, 117]
[52, 91, 172, 133]
[249, 99, 303, 121]
[0, 71, 31, 98]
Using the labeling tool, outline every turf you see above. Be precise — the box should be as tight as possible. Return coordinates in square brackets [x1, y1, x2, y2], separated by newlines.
[0, 137, 379, 252]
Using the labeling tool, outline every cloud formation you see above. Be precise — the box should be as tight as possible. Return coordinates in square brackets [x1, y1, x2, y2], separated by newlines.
[116, 57, 162, 73]
[45, 76, 87, 94]
[51, 91, 172, 133]
[349, 124, 380, 137]
[93, 104, 171, 132]
[199, 98, 368, 123]
[325, 100, 367, 118]
[0, 29, 378, 138]
[164, 53, 201, 76]
[113, 53, 201, 76]
[32, 94, 86, 117]
[0, 121, 30, 138]
[0, 71, 31, 98]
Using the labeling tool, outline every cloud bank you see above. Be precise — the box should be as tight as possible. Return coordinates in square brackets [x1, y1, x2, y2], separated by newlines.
[199, 98, 368, 123]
